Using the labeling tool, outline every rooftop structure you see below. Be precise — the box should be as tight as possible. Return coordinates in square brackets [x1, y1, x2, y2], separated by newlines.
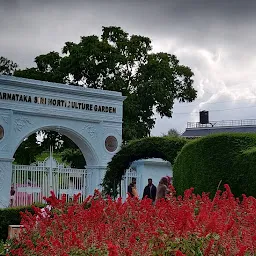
[182, 119, 256, 138]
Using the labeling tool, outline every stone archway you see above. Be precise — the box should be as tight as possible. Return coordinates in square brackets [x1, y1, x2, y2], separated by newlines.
[0, 75, 125, 207]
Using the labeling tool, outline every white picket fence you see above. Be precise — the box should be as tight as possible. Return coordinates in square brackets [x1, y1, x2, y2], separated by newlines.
[11, 157, 91, 206]
[121, 167, 141, 199]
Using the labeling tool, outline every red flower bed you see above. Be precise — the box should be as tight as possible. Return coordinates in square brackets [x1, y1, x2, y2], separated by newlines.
[8, 185, 256, 255]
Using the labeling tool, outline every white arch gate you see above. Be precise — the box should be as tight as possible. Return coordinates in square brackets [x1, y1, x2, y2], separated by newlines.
[0, 75, 125, 208]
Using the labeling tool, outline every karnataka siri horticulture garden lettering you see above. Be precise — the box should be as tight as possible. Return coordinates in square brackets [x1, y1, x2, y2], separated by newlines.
[7, 185, 256, 256]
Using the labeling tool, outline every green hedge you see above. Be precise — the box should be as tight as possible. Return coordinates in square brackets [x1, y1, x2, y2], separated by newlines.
[0, 204, 44, 242]
[173, 133, 256, 197]
[235, 146, 256, 196]
[103, 136, 187, 194]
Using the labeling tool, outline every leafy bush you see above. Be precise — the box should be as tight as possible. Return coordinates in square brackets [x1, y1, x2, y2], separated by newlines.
[0, 239, 5, 255]
[8, 186, 256, 255]
[0, 204, 44, 242]
[173, 133, 256, 197]
[103, 136, 187, 194]
[235, 146, 256, 196]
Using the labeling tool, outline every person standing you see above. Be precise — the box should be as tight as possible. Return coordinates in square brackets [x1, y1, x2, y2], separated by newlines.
[156, 177, 170, 200]
[128, 177, 138, 198]
[143, 178, 156, 202]
[9, 185, 15, 207]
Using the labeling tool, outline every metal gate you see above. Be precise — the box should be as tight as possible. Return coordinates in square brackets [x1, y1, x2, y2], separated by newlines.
[11, 156, 91, 206]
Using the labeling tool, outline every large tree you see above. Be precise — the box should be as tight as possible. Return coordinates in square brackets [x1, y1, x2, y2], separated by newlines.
[15, 26, 197, 142]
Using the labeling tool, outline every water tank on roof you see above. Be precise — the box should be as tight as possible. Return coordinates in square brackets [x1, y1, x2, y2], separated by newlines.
[199, 111, 209, 124]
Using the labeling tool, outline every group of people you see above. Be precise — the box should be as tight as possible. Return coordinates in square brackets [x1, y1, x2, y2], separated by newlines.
[9, 177, 171, 210]
[128, 176, 172, 202]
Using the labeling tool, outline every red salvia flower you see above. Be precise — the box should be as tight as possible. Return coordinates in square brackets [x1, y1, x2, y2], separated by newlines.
[7, 184, 256, 256]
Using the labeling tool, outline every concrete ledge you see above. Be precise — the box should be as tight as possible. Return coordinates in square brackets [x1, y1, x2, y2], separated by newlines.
[8, 225, 24, 239]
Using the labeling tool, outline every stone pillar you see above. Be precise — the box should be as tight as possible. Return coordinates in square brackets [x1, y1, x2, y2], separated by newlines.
[99, 166, 107, 184]
[86, 166, 107, 195]
[0, 159, 13, 208]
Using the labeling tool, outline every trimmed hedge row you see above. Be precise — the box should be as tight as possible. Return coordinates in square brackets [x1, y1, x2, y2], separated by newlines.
[0, 204, 44, 241]
[173, 133, 256, 197]
[235, 146, 256, 197]
[103, 136, 187, 194]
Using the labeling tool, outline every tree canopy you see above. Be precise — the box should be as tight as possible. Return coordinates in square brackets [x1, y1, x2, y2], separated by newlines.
[0, 56, 18, 75]
[14, 26, 197, 142]
[162, 128, 180, 138]
[1, 26, 197, 169]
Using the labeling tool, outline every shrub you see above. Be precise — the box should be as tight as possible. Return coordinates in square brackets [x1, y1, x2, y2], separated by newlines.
[103, 136, 187, 195]
[235, 146, 256, 196]
[0, 239, 5, 255]
[0, 204, 44, 242]
[173, 133, 256, 197]
[8, 186, 256, 255]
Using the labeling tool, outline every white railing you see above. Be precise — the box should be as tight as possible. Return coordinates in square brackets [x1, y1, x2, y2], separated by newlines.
[187, 119, 256, 129]
[12, 163, 91, 206]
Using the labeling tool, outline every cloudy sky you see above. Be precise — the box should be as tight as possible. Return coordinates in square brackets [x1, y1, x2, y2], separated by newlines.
[1, 0, 256, 136]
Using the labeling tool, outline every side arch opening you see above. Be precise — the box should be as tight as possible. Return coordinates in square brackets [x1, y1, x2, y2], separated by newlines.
[103, 136, 187, 196]
[11, 125, 99, 206]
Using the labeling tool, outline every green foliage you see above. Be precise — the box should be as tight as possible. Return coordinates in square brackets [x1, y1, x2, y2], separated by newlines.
[162, 128, 180, 138]
[173, 133, 256, 197]
[151, 233, 218, 256]
[14, 52, 63, 83]
[235, 146, 256, 196]
[69, 246, 108, 256]
[0, 57, 18, 75]
[0, 204, 44, 242]
[38, 131, 86, 168]
[13, 130, 85, 168]
[14, 26, 197, 142]
[0, 239, 5, 255]
[13, 134, 42, 165]
[39, 130, 63, 151]
[61, 148, 86, 169]
[103, 136, 187, 195]
[35, 151, 66, 164]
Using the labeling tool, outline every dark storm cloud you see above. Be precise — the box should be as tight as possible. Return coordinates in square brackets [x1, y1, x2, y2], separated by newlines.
[1, 0, 256, 135]
[1, 0, 255, 66]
